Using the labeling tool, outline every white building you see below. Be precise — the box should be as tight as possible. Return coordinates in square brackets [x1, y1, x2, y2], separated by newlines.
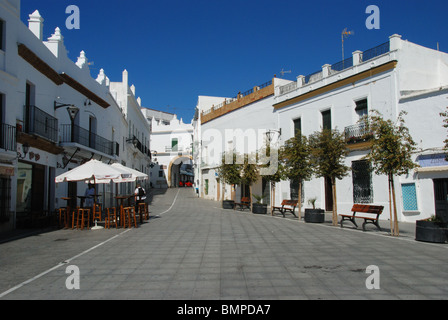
[0, 0, 152, 233]
[146, 109, 194, 188]
[195, 34, 448, 223]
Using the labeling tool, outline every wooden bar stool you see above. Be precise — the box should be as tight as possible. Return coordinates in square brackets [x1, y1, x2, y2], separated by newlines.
[74, 208, 91, 230]
[105, 207, 118, 229]
[58, 207, 69, 228]
[92, 204, 102, 223]
[123, 207, 137, 228]
[138, 203, 149, 221]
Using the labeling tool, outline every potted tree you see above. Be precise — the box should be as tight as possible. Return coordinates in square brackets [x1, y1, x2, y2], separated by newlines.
[363, 111, 417, 236]
[304, 197, 325, 223]
[217, 152, 242, 209]
[309, 128, 350, 226]
[252, 194, 267, 214]
[241, 152, 259, 212]
[280, 131, 313, 220]
[416, 215, 448, 243]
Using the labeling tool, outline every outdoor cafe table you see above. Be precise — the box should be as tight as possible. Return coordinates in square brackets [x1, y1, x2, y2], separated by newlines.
[115, 195, 134, 227]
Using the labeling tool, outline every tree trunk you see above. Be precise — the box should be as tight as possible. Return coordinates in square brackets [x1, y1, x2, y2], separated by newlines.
[332, 177, 337, 226]
[390, 176, 400, 236]
[249, 185, 253, 211]
[388, 174, 394, 236]
[298, 179, 302, 220]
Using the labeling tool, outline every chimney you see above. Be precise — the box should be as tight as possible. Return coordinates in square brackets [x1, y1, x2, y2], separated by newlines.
[28, 10, 44, 40]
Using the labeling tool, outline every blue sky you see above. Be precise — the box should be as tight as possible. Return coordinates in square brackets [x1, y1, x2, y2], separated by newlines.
[21, 0, 448, 123]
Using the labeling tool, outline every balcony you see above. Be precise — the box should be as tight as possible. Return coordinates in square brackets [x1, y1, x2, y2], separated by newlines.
[345, 122, 373, 150]
[23, 105, 58, 143]
[0, 123, 16, 152]
[128, 136, 151, 158]
[60, 124, 117, 157]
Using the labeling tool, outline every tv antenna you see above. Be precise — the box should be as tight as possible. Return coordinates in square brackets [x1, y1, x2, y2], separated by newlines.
[280, 68, 291, 77]
[341, 28, 354, 62]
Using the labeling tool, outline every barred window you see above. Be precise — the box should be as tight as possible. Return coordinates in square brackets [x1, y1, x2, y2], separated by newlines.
[352, 160, 373, 203]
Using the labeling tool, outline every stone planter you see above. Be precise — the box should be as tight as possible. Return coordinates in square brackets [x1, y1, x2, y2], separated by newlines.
[415, 220, 448, 243]
[304, 208, 325, 223]
[222, 200, 235, 209]
[252, 203, 267, 214]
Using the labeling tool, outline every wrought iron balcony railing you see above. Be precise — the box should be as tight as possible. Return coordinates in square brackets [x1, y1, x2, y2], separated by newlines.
[23, 105, 58, 143]
[60, 124, 117, 156]
[0, 123, 16, 152]
[344, 122, 373, 144]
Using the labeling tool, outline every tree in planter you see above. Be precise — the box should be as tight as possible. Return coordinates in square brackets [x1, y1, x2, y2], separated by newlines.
[309, 128, 350, 226]
[258, 145, 283, 215]
[217, 151, 242, 202]
[363, 110, 417, 236]
[280, 131, 313, 220]
[241, 153, 259, 211]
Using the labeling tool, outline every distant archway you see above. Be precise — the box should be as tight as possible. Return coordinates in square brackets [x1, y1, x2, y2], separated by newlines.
[168, 155, 193, 188]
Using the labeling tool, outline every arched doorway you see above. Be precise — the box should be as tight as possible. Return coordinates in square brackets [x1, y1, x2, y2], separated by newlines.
[168, 155, 194, 188]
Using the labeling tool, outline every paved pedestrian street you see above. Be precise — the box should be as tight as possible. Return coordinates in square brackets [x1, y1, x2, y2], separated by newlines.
[1, 188, 448, 301]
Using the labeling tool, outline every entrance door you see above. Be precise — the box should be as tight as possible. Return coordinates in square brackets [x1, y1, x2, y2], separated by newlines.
[325, 177, 333, 212]
[433, 179, 448, 222]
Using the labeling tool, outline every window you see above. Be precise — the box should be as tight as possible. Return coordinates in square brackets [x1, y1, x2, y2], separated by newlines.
[402, 183, 418, 211]
[321, 110, 331, 130]
[0, 19, 5, 51]
[293, 118, 302, 136]
[355, 98, 368, 118]
[352, 160, 373, 203]
[158, 170, 163, 178]
[172, 138, 178, 152]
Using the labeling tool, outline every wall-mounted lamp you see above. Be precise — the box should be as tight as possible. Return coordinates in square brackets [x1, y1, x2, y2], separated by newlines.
[126, 136, 139, 148]
[17, 143, 30, 159]
[265, 128, 282, 143]
[54, 102, 79, 122]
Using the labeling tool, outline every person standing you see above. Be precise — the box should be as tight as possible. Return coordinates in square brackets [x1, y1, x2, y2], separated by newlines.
[134, 184, 146, 223]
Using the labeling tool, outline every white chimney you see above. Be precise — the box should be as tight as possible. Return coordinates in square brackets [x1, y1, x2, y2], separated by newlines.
[28, 10, 44, 40]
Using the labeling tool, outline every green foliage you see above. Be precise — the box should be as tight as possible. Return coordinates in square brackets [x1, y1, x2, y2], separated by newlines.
[309, 128, 350, 180]
[217, 151, 242, 186]
[439, 107, 448, 160]
[252, 194, 266, 204]
[280, 131, 313, 183]
[363, 110, 417, 176]
[241, 153, 259, 187]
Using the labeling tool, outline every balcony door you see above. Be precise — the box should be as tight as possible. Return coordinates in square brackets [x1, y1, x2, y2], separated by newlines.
[89, 116, 97, 149]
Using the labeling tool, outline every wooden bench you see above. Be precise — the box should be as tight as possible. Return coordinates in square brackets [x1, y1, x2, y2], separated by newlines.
[234, 197, 251, 210]
[339, 204, 384, 231]
[272, 200, 298, 218]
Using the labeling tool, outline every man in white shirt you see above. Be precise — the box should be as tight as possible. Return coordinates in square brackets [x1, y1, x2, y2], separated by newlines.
[134, 184, 146, 223]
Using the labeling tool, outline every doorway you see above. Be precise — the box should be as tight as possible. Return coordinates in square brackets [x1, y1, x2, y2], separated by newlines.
[325, 177, 333, 212]
[433, 178, 448, 222]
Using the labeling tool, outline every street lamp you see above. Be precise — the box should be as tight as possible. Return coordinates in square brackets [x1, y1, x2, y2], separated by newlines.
[17, 142, 30, 159]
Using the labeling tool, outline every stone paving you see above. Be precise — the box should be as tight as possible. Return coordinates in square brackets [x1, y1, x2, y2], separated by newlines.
[1, 187, 448, 300]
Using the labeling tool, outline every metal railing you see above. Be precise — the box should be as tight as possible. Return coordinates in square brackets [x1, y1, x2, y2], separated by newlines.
[361, 42, 390, 62]
[60, 124, 115, 156]
[330, 57, 354, 73]
[344, 122, 373, 144]
[0, 123, 16, 152]
[23, 105, 58, 143]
